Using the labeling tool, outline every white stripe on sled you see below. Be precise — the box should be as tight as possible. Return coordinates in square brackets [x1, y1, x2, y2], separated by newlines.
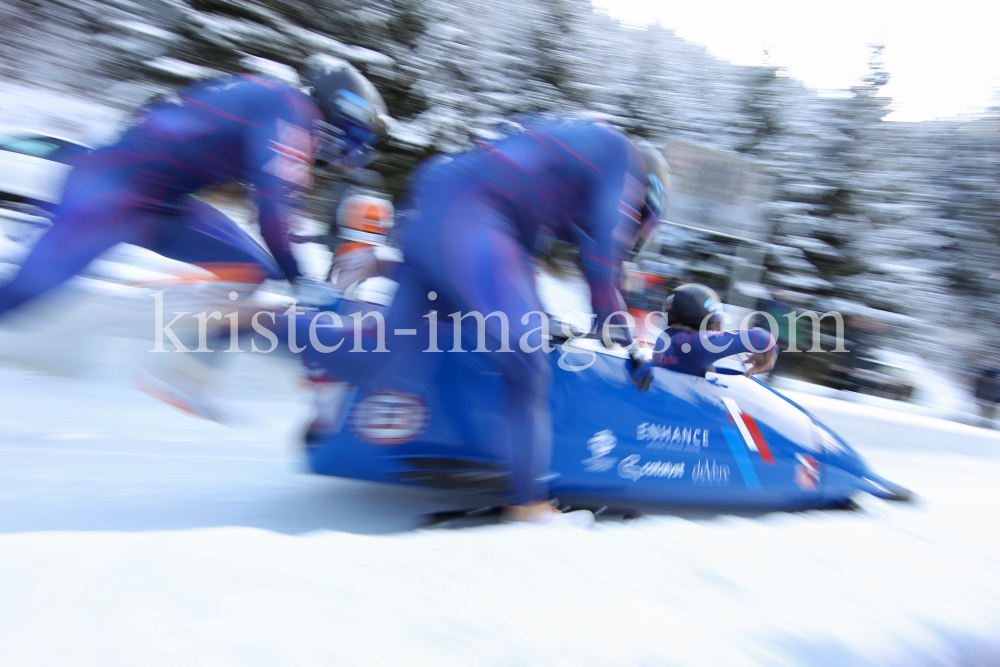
[722, 397, 759, 453]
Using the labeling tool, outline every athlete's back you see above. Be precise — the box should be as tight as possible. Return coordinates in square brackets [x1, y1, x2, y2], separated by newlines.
[404, 119, 645, 335]
[122, 75, 319, 196]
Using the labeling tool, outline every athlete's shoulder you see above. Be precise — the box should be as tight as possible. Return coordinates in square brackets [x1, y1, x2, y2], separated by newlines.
[667, 327, 700, 345]
[521, 115, 626, 144]
[241, 74, 314, 105]
[184, 74, 311, 109]
[177, 74, 254, 99]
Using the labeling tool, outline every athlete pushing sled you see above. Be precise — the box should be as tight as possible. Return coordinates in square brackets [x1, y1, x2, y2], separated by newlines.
[279, 119, 674, 525]
[0, 54, 387, 419]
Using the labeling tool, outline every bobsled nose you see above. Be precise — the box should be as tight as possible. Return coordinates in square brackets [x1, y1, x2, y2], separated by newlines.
[856, 474, 914, 502]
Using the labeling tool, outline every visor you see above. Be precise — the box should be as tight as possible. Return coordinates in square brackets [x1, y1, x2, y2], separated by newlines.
[314, 118, 378, 170]
[339, 123, 378, 170]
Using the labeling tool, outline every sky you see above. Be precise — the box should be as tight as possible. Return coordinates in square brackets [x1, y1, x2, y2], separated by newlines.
[591, 0, 1000, 122]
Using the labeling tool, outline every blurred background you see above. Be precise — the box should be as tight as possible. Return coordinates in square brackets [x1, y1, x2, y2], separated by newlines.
[3, 0, 999, 419]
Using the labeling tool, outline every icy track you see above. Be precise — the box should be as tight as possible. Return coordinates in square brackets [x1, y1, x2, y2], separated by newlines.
[0, 353, 998, 666]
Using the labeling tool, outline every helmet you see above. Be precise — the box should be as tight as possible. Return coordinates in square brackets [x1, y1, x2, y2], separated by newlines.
[302, 54, 388, 170]
[664, 284, 724, 331]
[632, 140, 671, 255]
[337, 193, 394, 245]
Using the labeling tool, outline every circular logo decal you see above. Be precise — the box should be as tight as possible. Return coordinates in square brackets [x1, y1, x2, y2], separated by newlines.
[349, 391, 429, 445]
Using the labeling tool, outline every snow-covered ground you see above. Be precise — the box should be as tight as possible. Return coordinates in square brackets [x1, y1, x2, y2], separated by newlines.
[1, 295, 1000, 665]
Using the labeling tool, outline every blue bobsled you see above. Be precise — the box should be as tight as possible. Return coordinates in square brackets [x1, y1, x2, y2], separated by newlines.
[303, 311, 911, 512]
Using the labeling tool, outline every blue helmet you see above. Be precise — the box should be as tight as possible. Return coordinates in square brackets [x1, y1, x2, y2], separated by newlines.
[302, 54, 388, 170]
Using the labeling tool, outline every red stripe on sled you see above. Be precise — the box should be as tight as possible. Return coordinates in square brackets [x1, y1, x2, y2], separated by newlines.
[740, 414, 775, 465]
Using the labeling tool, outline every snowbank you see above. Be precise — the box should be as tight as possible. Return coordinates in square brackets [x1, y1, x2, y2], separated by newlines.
[0, 365, 998, 666]
[0, 476, 998, 667]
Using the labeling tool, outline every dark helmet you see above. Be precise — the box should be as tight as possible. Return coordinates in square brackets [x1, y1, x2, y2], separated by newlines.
[302, 54, 388, 170]
[632, 139, 671, 255]
[664, 284, 724, 331]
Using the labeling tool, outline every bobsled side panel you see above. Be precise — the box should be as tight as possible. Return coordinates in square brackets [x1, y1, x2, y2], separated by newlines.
[307, 336, 508, 483]
[306, 329, 870, 509]
[547, 347, 829, 508]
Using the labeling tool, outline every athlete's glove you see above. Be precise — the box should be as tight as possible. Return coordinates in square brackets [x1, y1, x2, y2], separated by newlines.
[293, 278, 341, 310]
[745, 347, 778, 376]
[628, 346, 655, 392]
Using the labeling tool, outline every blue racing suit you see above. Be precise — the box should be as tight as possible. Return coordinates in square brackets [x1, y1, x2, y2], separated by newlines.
[654, 327, 777, 377]
[0, 74, 320, 316]
[292, 119, 647, 505]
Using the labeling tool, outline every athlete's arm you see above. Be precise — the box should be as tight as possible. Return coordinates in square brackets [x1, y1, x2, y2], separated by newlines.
[657, 328, 777, 375]
[244, 81, 321, 282]
[567, 129, 645, 347]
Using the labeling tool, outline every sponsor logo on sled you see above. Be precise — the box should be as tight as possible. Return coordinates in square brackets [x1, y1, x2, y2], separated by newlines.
[350, 391, 429, 445]
[692, 459, 730, 485]
[638, 422, 709, 451]
[794, 453, 821, 491]
[582, 429, 618, 472]
[618, 455, 684, 481]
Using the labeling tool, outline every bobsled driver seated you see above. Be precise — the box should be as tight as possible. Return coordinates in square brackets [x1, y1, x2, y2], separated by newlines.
[630, 283, 778, 387]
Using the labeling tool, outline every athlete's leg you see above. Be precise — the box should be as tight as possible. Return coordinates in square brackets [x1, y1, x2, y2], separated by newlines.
[137, 196, 287, 355]
[132, 197, 286, 420]
[0, 150, 160, 317]
[433, 199, 553, 507]
[147, 196, 283, 284]
[286, 189, 554, 506]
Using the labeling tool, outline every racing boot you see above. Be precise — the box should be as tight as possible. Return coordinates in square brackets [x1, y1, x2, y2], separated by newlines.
[134, 273, 260, 423]
[134, 355, 227, 423]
